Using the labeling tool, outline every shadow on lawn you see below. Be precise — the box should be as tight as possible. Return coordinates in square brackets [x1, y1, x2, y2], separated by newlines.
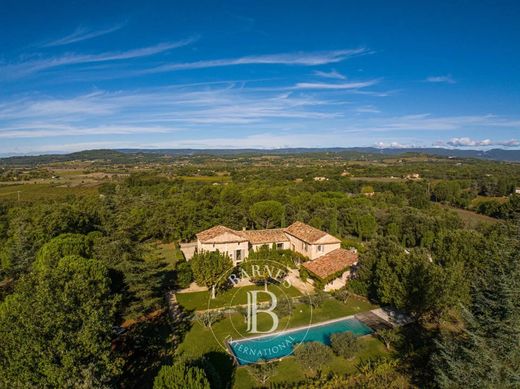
[118, 303, 194, 389]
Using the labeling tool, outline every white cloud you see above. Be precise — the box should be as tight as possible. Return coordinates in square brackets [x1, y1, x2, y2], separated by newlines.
[374, 141, 412, 148]
[444, 137, 520, 147]
[41, 23, 126, 47]
[144, 48, 369, 73]
[425, 74, 456, 84]
[313, 69, 346, 80]
[294, 79, 379, 90]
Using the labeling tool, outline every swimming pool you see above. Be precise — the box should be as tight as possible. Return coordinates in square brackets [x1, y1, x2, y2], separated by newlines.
[228, 316, 373, 365]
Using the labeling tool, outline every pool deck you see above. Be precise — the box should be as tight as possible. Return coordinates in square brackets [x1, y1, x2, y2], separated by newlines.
[355, 311, 393, 331]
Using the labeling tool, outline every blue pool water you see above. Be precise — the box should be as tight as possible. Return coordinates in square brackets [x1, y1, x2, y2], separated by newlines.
[228, 317, 373, 365]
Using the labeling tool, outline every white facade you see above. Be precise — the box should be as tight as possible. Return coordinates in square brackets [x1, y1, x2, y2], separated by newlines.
[250, 241, 290, 252]
[197, 240, 249, 265]
[285, 234, 340, 260]
[189, 222, 342, 264]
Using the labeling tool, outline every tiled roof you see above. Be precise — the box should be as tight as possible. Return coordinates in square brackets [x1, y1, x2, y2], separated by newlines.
[302, 248, 358, 279]
[238, 228, 290, 244]
[196, 221, 341, 246]
[196, 225, 248, 243]
[284, 221, 340, 244]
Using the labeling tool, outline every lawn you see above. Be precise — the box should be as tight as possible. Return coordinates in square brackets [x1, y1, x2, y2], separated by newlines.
[143, 241, 184, 269]
[439, 204, 499, 229]
[176, 284, 302, 311]
[175, 295, 382, 388]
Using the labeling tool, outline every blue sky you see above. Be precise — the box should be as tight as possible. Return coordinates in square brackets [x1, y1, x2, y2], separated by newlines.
[1, 0, 519, 155]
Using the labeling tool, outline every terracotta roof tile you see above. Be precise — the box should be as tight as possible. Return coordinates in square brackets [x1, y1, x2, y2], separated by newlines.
[284, 221, 340, 244]
[302, 248, 358, 279]
[238, 229, 289, 244]
[196, 225, 248, 243]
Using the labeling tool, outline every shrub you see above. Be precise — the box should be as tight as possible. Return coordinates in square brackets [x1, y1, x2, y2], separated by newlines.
[294, 342, 334, 374]
[330, 331, 361, 359]
[302, 291, 328, 308]
[153, 362, 210, 389]
[248, 360, 278, 385]
[275, 297, 292, 317]
[332, 288, 351, 304]
[375, 328, 400, 350]
[299, 267, 309, 282]
[196, 310, 223, 327]
[175, 260, 193, 289]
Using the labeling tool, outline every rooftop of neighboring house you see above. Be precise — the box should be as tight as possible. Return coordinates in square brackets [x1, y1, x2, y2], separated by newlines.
[284, 221, 341, 244]
[302, 248, 358, 279]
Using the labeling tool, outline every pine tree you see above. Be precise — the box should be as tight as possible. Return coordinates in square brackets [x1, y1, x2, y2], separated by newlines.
[432, 240, 520, 388]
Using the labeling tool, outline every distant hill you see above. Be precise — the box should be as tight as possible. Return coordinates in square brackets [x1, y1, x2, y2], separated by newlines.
[116, 147, 520, 161]
[1, 147, 520, 166]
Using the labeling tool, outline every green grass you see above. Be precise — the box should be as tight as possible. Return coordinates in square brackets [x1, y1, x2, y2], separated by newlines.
[469, 195, 509, 207]
[142, 241, 184, 270]
[440, 204, 499, 228]
[176, 284, 302, 311]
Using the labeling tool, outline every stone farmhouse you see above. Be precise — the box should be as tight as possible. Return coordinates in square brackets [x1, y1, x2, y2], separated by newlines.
[181, 221, 358, 290]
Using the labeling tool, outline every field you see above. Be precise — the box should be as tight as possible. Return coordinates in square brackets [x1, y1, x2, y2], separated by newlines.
[0, 183, 99, 201]
[440, 204, 499, 228]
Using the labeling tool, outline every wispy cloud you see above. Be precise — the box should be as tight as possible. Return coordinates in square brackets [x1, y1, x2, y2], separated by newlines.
[354, 113, 520, 132]
[42, 23, 126, 47]
[313, 69, 346, 80]
[1, 37, 197, 80]
[0, 84, 343, 140]
[0, 124, 176, 138]
[143, 48, 369, 73]
[355, 105, 380, 113]
[425, 74, 456, 84]
[294, 79, 379, 90]
[2, 80, 519, 153]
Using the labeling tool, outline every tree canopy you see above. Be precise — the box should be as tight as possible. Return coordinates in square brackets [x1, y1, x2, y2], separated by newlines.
[0, 255, 122, 387]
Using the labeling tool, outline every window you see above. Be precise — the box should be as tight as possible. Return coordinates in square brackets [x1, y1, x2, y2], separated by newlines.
[276, 243, 283, 249]
[318, 245, 323, 252]
[304, 243, 308, 251]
